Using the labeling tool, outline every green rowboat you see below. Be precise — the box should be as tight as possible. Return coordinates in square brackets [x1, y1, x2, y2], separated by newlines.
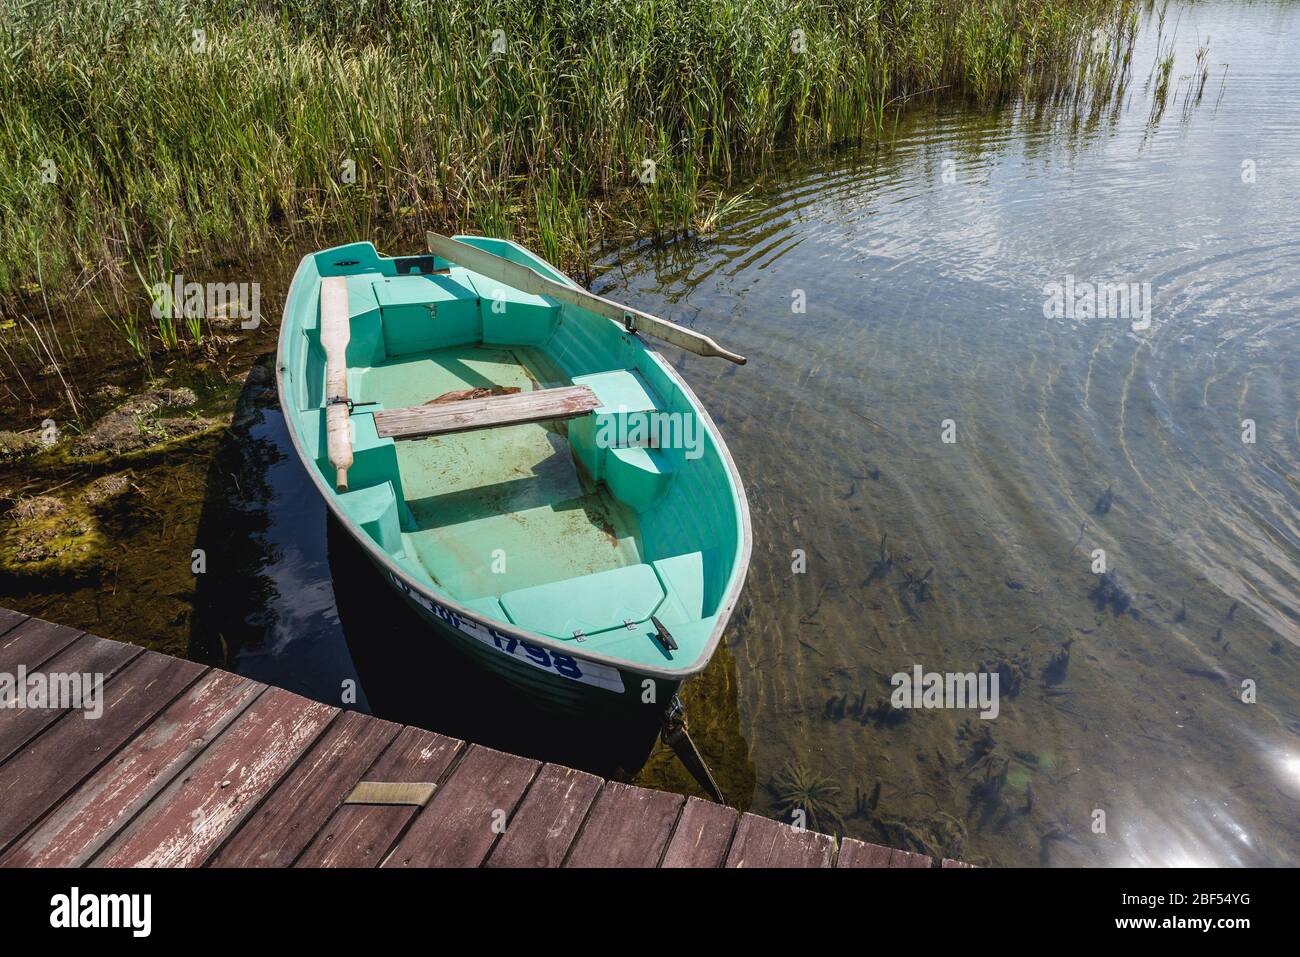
[277, 234, 751, 718]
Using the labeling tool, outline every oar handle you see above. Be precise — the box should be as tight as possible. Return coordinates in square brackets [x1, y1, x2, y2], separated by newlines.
[428, 232, 747, 365]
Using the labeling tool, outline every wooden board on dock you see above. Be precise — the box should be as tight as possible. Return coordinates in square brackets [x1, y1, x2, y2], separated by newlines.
[0, 609, 968, 869]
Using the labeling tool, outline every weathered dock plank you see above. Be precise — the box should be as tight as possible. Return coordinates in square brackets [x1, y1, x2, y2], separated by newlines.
[836, 837, 930, 868]
[837, 837, 892, 867]
[296, 726, 462, 867]
[724, 813, 835, 868]
[211, 710, 401, 867]
[1, 669, 261, 867]
[94, 686, 335, 867]
[0, 617, 84, 676]
[891, 848, 933, 868]
[564, 781, 684, 867]
[384, 744, 539, 868]
[0, 652, 204, 854]
[0, 611, 969, 869]
[486, 763, 603, 868]
[661, 796, 738, 868]
[0, 633, 141, 766]
[0, 607, 29, 636]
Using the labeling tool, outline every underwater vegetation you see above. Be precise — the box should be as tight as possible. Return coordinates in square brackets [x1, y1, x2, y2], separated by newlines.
[768, 759, 843, 833]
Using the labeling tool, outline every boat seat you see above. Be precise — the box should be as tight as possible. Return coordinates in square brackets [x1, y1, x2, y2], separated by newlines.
[499, 563, 666, 639]
[567, 369, 681, 508]
[337, 481, 404, 556]
[373, 385, 599, 440]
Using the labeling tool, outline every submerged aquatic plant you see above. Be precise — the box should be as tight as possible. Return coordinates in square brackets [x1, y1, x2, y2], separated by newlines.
[769, 760, 842, 832]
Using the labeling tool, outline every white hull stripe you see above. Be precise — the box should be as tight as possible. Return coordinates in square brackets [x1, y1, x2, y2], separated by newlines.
[389, 572, 626, 693]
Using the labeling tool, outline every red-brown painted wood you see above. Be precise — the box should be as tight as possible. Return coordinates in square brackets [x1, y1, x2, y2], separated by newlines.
[296, 726, 463, 868]
[1, 669, 261, 867]
[0, 617, 84, 674]
[0, 607, 970, 870]
[660, 797, 738, 868]
[564, 782, 685, 868]
[486, 763, 603, 868]
[942, 858, 976, 868]
[384, 744, 539, 868]
[837, 837, 894, 868]
[724, 812, 835, 868]
[0, 633, 141, 766]
[890, 848, 932, 867]
[0, 607, 28, 637]
[94, 687, 335, 867]
[210, 710, 401, 867]
[0, 652, 204, 853]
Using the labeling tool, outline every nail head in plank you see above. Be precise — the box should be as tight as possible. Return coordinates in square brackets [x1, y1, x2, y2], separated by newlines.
[661, 797, 738, 868]
[486, 763, 603, 868]
[296, 726, 463, 868]
[374, 385, 599, 440]
[210, 710, 400, 868]
[95, 686, 335, 867]
[1, 670, 261, 868]
[384, 744, 539, 868]
[0, 652, 204, 854]
[564, 782, 685, 868]
[724, 813, 835, 868]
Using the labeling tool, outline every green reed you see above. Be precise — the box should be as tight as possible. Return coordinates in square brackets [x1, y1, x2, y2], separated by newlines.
[0, 0, 1138, 359]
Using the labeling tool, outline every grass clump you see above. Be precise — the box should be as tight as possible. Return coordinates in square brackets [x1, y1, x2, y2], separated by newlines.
[0, 0, 1137, 359]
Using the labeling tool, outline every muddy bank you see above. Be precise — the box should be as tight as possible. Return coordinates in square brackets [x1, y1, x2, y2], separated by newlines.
[0, 353, 278, 657]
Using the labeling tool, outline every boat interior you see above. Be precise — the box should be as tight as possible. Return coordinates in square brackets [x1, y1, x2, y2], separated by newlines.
[279, 237, 744, 672]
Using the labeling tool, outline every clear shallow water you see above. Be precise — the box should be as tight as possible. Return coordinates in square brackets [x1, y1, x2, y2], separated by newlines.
[594, 0, 1300, 865]
[4, 0, 1295, 867]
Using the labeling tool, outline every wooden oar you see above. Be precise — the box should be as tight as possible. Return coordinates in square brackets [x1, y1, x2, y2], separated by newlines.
[427, 232, 746, 365]
[319, 276, 353, 491]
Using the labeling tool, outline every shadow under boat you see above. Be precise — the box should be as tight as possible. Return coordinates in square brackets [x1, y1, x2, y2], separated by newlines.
[187, 353, 670, 778]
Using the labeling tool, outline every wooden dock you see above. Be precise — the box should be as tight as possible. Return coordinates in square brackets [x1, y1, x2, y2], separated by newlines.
[0, 608, 971, 868]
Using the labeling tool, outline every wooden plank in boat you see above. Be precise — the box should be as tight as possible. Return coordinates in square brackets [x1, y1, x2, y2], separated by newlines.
[93, 687, 336, 867]
[0, 616, 83, 673]
[486, 763, 603, 868]
[0, 634, 141, 766]
[296, 726, 462, 868]
[942, 857, 977, 868]
[374, 385, 599, 440]
[563, 781, 684, 867]
[723, 812, 835, 868]
[0, 651, 204, 854]
[661, 796, 738, 868]
[383, 744, 538, 868]
[1, 670, 261, 867]
[211, 710, 401, 867]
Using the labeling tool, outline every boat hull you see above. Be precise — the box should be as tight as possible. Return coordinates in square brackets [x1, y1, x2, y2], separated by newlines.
[377, 554, 682, 718]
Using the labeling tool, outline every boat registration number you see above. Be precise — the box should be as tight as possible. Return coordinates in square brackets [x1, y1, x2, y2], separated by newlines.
[390, 573, 625, 693]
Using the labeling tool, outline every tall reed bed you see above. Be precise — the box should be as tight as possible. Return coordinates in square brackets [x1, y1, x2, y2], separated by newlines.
[0, 0, 1137, 363]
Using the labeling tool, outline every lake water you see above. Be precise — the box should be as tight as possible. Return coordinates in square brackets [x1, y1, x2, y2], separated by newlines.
[592, 0, 1300, 865]
[3, 0, 1295, 867]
